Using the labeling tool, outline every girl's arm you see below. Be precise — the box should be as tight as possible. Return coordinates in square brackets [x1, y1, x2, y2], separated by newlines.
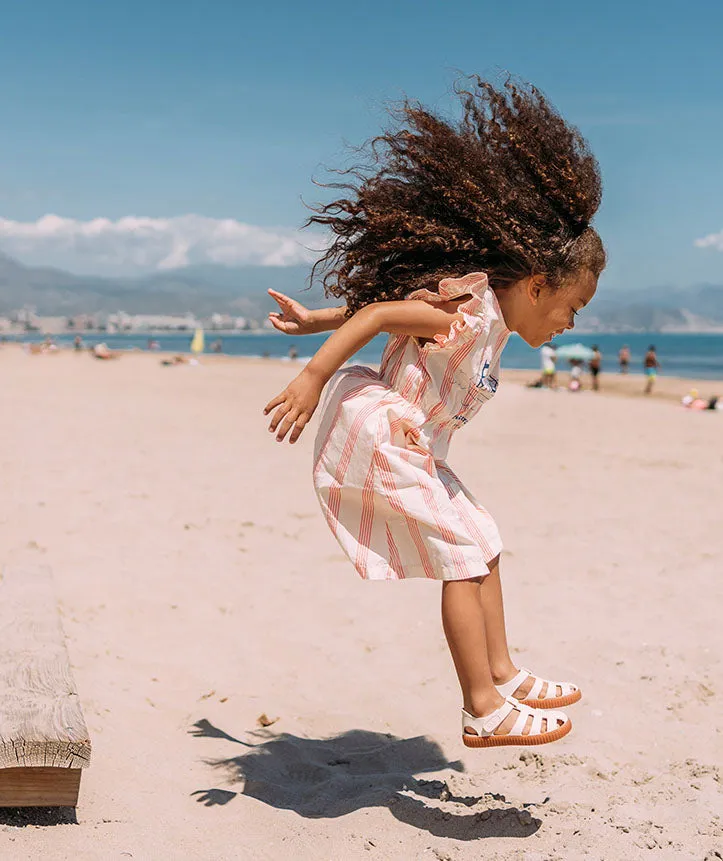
[267, 289, 347, 334]
[263, 297, 465, 443]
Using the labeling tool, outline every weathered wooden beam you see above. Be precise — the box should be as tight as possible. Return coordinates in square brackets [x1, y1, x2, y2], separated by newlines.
[0, 766, 81, 807]
[0, 566, 91, 807]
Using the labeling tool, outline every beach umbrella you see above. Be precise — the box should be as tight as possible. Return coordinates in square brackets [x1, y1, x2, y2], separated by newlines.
[190, 327, 205, 355]
[554, 343, 595, 362]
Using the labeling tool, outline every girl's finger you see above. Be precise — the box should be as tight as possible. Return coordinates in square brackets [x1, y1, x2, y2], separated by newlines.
[268, 317, 290, 333]
[275, 409, 300, 442]
[276, 293, 301, 311]
[288, 413, 309, 444]
[269, 289, 293, 306]
[268, 402, 292, 432]
[263, 393, 286, 415]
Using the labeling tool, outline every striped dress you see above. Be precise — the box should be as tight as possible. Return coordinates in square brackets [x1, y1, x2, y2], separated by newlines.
[312, 272, 510, 581]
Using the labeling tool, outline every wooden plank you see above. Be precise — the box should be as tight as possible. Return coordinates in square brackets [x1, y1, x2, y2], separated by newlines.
[0, 566, 91, 781]
[0, 767, 81, 807]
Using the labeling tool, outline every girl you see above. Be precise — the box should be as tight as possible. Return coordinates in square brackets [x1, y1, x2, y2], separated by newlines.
[263, 77, 606, 748]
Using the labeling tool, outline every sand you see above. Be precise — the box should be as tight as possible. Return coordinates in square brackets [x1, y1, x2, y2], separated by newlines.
[0, 345, 721, 860]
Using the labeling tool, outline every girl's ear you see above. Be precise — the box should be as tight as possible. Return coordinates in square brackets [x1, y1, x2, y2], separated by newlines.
[526, 273, 547, 305]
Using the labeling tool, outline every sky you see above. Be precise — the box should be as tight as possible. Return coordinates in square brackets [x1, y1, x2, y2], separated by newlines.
[0, 0, 722, 290]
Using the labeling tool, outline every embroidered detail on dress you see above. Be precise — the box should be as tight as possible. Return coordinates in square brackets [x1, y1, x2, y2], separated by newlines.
[477, 360, 499, 394]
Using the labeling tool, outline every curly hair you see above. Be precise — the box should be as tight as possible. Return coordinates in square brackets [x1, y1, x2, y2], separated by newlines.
[305, 75, 606, 317]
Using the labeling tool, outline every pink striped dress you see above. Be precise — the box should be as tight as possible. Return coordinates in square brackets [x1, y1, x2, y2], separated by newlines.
[312, 272, 510, 581]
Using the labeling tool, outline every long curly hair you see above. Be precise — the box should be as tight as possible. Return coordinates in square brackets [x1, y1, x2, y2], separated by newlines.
[305, 75, 606, 317]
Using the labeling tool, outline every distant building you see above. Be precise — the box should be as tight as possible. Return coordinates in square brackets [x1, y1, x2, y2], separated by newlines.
[36, 317, 68, 334]
[107, 312, 134, 331]
[9, 306, 40, 330]
[127, 313, 200, 331]
[208, 312, 234, 330]
[66, 314, 100, 331]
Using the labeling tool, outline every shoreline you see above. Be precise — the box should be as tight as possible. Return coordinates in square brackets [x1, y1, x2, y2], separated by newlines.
[6, 342, 720, 403]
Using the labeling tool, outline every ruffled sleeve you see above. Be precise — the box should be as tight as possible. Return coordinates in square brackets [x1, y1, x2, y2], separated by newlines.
[404, 271, 490, 351]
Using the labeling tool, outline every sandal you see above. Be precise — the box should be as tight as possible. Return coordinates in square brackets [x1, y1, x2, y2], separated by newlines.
[495, 667, 581, 709]
[462, 696, 571, 748]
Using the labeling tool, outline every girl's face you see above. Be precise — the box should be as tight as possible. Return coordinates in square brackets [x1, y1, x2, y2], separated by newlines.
[508, 269, 599, 348]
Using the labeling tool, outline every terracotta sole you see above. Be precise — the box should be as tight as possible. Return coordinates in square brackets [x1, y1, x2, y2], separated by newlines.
[519, 689, 582, 710]
[462, 719, 572, 748]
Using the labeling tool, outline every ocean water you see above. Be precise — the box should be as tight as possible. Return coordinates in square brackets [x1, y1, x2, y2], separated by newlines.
[8, 330, 723, 380]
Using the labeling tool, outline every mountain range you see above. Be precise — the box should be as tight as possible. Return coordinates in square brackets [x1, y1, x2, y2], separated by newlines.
[0, 251, 324, 320]
[1, 250, 722, 332]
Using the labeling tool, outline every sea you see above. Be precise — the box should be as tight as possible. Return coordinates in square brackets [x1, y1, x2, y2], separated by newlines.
[7, 331, 723, 381]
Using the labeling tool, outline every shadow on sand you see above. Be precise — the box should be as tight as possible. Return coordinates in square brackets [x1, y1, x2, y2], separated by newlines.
[0, 806, 78, 827]
[189, 719, 541, 840]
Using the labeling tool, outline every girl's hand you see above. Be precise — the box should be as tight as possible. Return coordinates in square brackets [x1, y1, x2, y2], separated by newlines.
[263, 368, 324, 443]
[267, 289, 317, 335]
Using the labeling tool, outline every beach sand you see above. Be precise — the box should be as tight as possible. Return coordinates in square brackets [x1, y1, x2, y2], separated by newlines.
[0, 345, 721, 860]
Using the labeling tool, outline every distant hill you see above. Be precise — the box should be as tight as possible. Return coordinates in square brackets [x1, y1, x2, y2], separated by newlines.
[1, 250, 723, 331]
[581, 285, 723, 332]
[0, 252, 328, 318]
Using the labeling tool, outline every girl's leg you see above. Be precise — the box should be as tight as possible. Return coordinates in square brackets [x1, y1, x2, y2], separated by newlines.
[441, 578, 505, 717]
[441, 577, 549, 736]
[475, 555, 517, 683]
[477, 557, 557, 701]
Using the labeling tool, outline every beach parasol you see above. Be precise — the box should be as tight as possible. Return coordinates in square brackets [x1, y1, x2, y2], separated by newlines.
[553, 343, 595, 362]
[190, 327, 205, 355]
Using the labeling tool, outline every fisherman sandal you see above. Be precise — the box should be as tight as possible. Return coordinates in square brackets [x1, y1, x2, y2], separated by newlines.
[462, 696, 571, 748]
[495, 667, 581, 709]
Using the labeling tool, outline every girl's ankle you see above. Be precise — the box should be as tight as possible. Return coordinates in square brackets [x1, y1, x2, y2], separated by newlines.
[464, 692, 506, 717]
[490, 663, 518, 685]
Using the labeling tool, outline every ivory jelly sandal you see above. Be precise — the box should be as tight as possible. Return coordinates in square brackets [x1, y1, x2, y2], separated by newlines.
[462, 696, 571, 748]
[495, 667, 581, 709]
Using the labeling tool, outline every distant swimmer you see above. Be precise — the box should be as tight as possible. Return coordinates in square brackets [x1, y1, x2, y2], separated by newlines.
[618, 345, 630, 374]
[589, 345, 602, 391]
[643, 345, 661, 395]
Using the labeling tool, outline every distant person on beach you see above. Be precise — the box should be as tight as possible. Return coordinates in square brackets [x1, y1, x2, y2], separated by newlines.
[540, 342, 557, 388]
[160, 354, 188, 366]
[644, 345, 661, 394]
[568, 359, 583, 391]
[618, 345, 630, 373]
[288, 345, 298, 360]
[147, 339, 160, 351]
[681, 389, 720, 411]
[29, 337, 58, 355]
[263, 77, 606, 749]
[73, 335, 84, 352]
[91, 342, 118, 360]
[589, 345, 602, 391]
[211, 339, 223, 353]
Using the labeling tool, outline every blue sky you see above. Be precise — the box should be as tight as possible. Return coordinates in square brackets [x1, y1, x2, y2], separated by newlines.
[0, 0, 722, 289]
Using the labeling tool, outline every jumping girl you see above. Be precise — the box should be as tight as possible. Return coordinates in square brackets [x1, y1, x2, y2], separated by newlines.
[263, 77, 606, 748]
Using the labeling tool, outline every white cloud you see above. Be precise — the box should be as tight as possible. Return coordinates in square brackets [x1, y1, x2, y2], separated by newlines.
[694, 230, 723, 252]
[0, 213, 325, 274]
